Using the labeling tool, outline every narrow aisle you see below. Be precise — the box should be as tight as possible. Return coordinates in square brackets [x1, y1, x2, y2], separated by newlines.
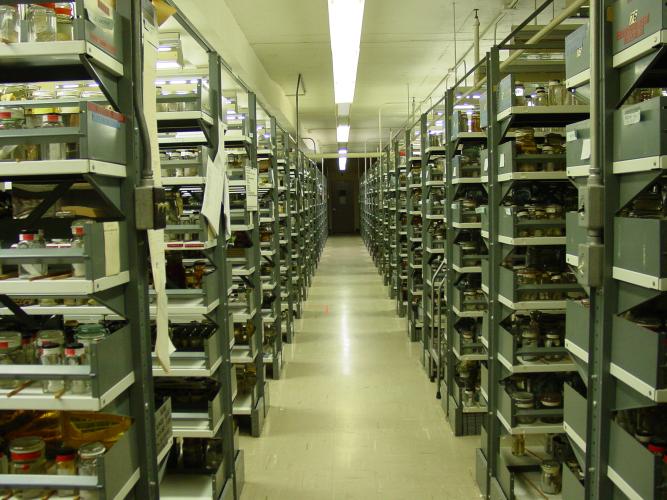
[240, 236, 480, 500]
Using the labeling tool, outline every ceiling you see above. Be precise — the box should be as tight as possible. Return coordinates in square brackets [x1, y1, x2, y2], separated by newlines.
[205, 0, 568, 153]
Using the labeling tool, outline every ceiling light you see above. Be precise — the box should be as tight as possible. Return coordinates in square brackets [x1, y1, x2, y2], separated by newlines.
[156, 61, 182, 70]
[158, 46, 172, 52]
[328, 0, 365, 104]
[336, 125, 350, 142]
[454, 104, 475, 110]
[338, 148, 348, 155]
[339, 157, 347, 171]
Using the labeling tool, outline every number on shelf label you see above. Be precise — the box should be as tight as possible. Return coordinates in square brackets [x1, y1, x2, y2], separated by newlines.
[623, 109, 641, 126]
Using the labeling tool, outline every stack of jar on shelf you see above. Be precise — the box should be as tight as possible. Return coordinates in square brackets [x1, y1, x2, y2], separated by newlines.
[0, 410, 131, 499]
[0, 2, 76, 44]
[0, 82, 105, 163]
[0, 320, 117, 396]
[513, 80, 575, 107]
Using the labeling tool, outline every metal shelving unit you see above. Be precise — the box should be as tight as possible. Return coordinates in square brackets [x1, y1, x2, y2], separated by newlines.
[406, 123, 424, 341]
[0, 1, 159, 498]
[152, 4, 240, 498]
[476, 8, 589, 499]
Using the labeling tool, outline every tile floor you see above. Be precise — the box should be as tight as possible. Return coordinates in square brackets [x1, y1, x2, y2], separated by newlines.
[239, 236, 481, 499]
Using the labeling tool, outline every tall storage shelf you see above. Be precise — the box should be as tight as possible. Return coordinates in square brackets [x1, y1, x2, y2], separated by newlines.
[152, 6, 240, 498]
[406, 123, 424, 341]
[476, 15, 589, 499]
[394, 134, 409, 317]
[561, 1, 667, 498]
[257, 113, 283, 380]
[276, 127, 295, 344]
[224, 82, 268, 438]
[443, 82, 489, 437]
[420, 104, 448, 390]
[0, 1, 159, 498]
[386, 145, 399, 300]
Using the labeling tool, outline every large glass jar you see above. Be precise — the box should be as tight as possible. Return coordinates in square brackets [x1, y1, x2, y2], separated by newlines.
[55, 447, 77, 497]
[10, 436, 46, 499]
[17, 230, 47, 279]
[55, 3, 74, 41]
[512, 391, 536, 424]
[548, 80, 565, 106]
[65, 341, 87, 394]
[0, 5, 18, 43]
[39, 341, 64, 394]
[534, 86, 548, 106]
[27, 4, 57, 42]
[540, 461, 562, 494]
[39, 114, 67, 160]
[74, 323, 107, 357]
[0, 109, 24, 130]
[70, 220, 88, 277]
[78, 441, 106, 499]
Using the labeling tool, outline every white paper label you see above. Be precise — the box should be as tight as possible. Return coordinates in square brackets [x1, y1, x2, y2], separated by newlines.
[246, 165, 258, 211]
[103, 222, 120, 276]
[623, 109, 641, 126]
[484, 158, 489, 172]
[505, 207, 512, 215]
[566, 130, 577, 142]
[499, 154, 505, 168]
[453, 166, 458, 178]
[580, 138, 591, 160]
[451, 203, 457, 209]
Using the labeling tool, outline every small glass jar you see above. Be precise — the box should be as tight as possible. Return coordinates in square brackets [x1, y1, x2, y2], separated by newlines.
[36, 329, 65, 352]
[70, 220, 88, 277]
[512, 391, 536, 424]
[0, 330, 21, 389]
[540, 391, 563, 424]
[544, 332, 564, 361]
[10, 436, 46, 499]
[78, 442, 106, 499]
[540, 461, 562, 494]
[534, 86, 548, 106]
[65, 341, 87, 394]
[55, 447, 77, 496]
[511, 434, 526, 456]
[20, 332, 35, 364]
[39, 114, 67, 160]
[514, 81, 526, 106]
[0, 5, 19, 43]
[17, 230, 48, 279]
[0, 109, 24, 130]
[27, 4, 57, 42]
[75, 323, 108, 353]
[548, 80, 565, 106]
[520, 330, 540, 363]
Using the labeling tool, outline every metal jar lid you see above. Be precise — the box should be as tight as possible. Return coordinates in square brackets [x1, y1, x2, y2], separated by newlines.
[78, 441, 106, 460]
[10, 436, 45, 460]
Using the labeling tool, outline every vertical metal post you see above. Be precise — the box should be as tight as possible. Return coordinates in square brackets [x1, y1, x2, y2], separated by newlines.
[485, 46, 501, 497]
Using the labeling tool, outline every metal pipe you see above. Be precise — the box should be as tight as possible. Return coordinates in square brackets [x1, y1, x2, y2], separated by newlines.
[473, 9, 480, 83]
[457, 0, 588, 105]
[432, 257, 447, 399]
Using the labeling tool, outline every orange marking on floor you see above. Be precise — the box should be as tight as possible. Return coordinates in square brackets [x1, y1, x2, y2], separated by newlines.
[324, 305, 329, 314]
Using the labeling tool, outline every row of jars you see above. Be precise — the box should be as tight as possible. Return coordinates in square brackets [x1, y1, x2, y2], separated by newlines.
[154, 378, 220, 412]
[166, 437, 223, 472]
[1, 436, 107, 499]
[160, 147, 203, 178]
[0, 3, 76, 44]
[510, 313, 566, 363]
[0, 111, 77, 162]
[0, 323, 108, 394]
[513, 80, 574, 107]
[619, 180, 667, 219]
[164, 254, 213, 290]
[10, 222, 89, 280]
[150, 321, 216, 353]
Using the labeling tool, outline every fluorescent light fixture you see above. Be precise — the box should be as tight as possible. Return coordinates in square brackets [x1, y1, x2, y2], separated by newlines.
[158, 46, 172, 52]
[328, 0, 365, 103]
[337, 124, 350, 142]
[338, 157, 347, 171]
[338, 148, 348, 155]
[453, 104, 475, 110]
[156, 61, 181, 70]
[435, 120, 444, 126]
[154, 80, 166, 85]
[169, 80, 187, 85]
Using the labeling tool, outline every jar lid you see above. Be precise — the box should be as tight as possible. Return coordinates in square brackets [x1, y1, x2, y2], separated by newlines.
[75, 324, 107, 338]
[19, 231, 38, 241]
[10, 436, 45, 459]
[0, 111, 12, 120]
[648, 443, 667, 455]
[540, 460, 561, 472]
[512, 391, 534, 402]
[64, 342, 85, 357]
[43, 114, 61, 123]
[78, 441, 106, 459]
[56, 447, 77, 462]
[40, 341, 61, 354]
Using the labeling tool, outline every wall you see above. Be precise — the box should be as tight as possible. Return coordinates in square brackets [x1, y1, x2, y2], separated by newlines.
[324, 158, 364, 234]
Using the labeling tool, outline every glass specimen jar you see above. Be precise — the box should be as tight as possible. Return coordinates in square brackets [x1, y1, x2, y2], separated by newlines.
[17, 230, 47, 279]
[10, 436, 47, 499]
[55, 447, 77, 496]
[27, 4, 57, 42]
[540, 461, 562, 494]
[39, 341, 64, 394]
[0, 5, 19, 43]
[78, 441, 106, 499]
[39, 113, 67, 160]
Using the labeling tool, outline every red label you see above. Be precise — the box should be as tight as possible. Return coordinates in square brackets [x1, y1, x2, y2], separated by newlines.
[97, 0, 110, 15]
[89, 32, 117, 56]
[87, 101, 125, 123]
[616, 13, 650, 45]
